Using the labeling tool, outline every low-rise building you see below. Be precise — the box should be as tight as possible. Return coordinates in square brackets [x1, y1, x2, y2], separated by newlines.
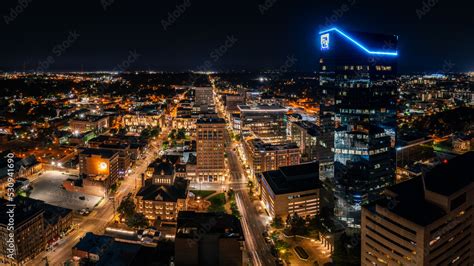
[43, 204, 73, 247]
[259, 162, 321, 219]
[79, 148, 119, 190]
[175, 211, 244, 266]
[0, 197, 45, 265]
[0, 197, 72, 265]
[72, 232, 115, 262]
[136, 160, 189, 222]
[70, 115, 109, 134]
[244, 138, 300, 178]
[123, 113, 163, 133]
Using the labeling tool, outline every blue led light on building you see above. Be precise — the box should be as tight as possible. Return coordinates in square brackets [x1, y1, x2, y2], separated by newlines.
[319, 27, 398, 56]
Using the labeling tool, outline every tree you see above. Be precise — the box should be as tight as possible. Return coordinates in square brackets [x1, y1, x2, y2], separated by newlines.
[140, 128, 151, 140]
[332, 232, 361, 266]
[117, 196, 135, 219]
[126, 213, 149, 229]
[118, 127, 127, 136]
[272, 216, 284, 229]
[150, 126, 160, 137]
[287, 213, 307, 236]
[176, 128, 186, 140]
[167, 129, 176, 140]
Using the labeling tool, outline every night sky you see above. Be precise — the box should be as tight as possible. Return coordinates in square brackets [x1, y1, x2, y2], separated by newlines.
[1, 0, 473, 73]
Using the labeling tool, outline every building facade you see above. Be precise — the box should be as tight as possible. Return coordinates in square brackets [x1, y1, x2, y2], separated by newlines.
[244, 138, 300, 179]
[238, 104, 288, 144]
[79, 148, 119, 190]
[289, 121, 320, 162]
[259, 162, 321, 219]
[70, 115, 109, 134]
[136, 179, 189, 222]
[319, 28, 398, 227]
[196, 118, 226, 182]
[0, 198, 44, 265]
[361, 152, 474, 265]
[122, 113, 163, 133]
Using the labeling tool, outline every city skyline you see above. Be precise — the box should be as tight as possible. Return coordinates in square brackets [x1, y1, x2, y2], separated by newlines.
[0, 2, 473, 266]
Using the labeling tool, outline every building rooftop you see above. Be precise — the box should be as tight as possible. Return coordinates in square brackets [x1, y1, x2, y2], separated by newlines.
[238, 104, 287, 112]
[292, 121, 320, 137]
[0, 197, 44, 228]
[248, 138, 298, 151]
[149, 159, 175, 176]
[73, 232, 114, 255]
[370, 152, 474, 226]
[423, 151, 474, 196]
[99, 143, 130, 150]
[196, 117, 225, 124]
[176, 211, 243, 240]
[79, 148, 118, 158]
[137, 177, 188, 202]
[96, 241, 142, 266]
[261, 162, 321, 195]
[42, 202, 72, 227]
[71, 115, 108, 122]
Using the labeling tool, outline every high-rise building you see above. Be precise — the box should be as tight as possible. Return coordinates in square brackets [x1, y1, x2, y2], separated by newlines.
[319, 27, 399, 227]
[238, 104, 288, 144]
[289, 121, 320, 162]
[361, 152, 474, 265]
[194, 87, 214, 112]
[317, 113, 335, 173]
[196, 117, 226, 182]
[224, 94, 245, 114]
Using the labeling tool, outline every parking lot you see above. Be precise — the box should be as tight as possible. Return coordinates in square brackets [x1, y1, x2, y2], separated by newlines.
[29, 170, 102, 211]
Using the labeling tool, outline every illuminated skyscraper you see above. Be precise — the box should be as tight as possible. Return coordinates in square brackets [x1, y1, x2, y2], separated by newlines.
[319, 28, 398, 227]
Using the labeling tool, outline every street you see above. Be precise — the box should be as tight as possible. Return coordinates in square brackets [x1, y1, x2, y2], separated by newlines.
[222, 117, 276, 266]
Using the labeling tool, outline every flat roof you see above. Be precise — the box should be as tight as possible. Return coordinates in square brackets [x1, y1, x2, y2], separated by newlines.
[261, 162, 321, 195]
[0, 197, 44, 227]
[248, 138, 298, 151]
[196, 117, 225, 124]
[177, 211, 243, 240]
[371, 152, 474, 226]
[71, 115, 108, 122]
[424, 151, 474, 196]
[238, 104, 287, 112]
[79, 148, 118, 158]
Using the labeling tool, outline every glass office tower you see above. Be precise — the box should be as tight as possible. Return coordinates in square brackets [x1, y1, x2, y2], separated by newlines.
[318, 28, 398, 227]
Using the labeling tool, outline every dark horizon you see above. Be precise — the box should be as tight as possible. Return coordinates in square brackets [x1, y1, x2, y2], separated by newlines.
[1, 0, 473, 73]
